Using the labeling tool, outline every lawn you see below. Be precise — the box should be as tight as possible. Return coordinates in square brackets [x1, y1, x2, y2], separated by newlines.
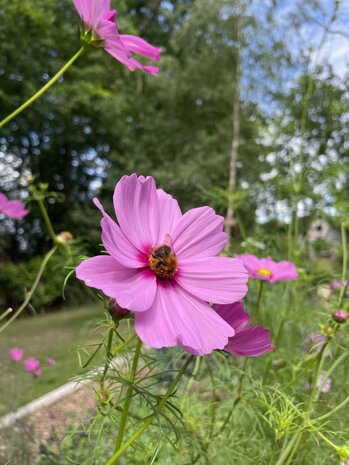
[0, 303, 106, 414]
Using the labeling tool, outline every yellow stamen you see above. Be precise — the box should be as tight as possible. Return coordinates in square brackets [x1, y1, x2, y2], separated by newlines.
[257, 267, 272, 277]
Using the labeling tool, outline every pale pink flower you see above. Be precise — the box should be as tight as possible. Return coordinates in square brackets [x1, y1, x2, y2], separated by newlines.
[304, 332, 331, 357]
[9, 348, 24, 362]
[239, 254, 298, 283]
[47, 358, 56, 366]
[24, 358, 40, 373]
[213, 302, 273, 357]
[305, 371, 332, 394]
[34, 368, 42, 378]
[317, 372, 332, 393]
[77, 174, 248, 355]
[73, 0, 160, 74]
[0, 193, 28, 219]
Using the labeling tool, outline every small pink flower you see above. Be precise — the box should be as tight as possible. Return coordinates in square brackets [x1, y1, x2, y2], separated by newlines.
[239, 254, 298, 283]
[317, 372, 332, 393]
[72, 0, 160, 74]
[76, 174, 248, 355]
[24, 358, 40, 373]
[47, 358, 56, 366]
[304, 332, 331, 357]
[213, 302, 273, 357]
[9, 348, 24, 362]
[34, 368, 42, 378]
[0, 193, 28, 219]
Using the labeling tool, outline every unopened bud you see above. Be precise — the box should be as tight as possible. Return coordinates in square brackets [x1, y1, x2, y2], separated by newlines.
[322, 324, 336, 337]
[109, 299, 130, 321]
[56, 231, 73, 245]
[337, 445, 349, 462]
[332, 309, 349, 324]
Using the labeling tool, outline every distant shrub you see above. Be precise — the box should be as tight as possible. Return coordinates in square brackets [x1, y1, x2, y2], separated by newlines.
[0, 252, 83, 312]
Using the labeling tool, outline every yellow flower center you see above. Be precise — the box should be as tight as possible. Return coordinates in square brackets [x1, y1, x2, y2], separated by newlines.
[149, 245, 178, 280]
[257, 267, 272, 277]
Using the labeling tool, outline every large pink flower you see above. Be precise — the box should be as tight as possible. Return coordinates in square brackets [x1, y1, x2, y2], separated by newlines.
[0, 193, 28, 219]
[213, 302, 273, 357]
[77, 174, 248, 355]
[24, 357, 40, 373]
[73, 0, 160, 74]
[239, 254, 298, 283]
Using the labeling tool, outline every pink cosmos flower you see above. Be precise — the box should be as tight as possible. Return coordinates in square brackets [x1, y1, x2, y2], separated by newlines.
[239, 254, 298, 283]
[24, 358, 40, 373]
[213, 302, 273, 357]
[47, 358, 56, 366]
[0, 193, 28, 219]
[34, 368, 42, 378]
[304, 332, 331, 357]
[305, 371, 332, 394]
[73, 0, 160, 74]
[9, 348, 24, 362]
[76, 174, 248, 355]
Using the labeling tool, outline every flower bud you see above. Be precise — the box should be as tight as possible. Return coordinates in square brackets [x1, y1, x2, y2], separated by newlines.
[56, 231, 73, 245]
[321, 324, 336, 337]
[337, 445, 349, 463]
[332, 309, 349, 324]
[109, 299, 130, 321]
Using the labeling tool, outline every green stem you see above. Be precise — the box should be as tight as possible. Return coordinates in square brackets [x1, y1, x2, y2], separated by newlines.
[0, 308, 13, 322]
[100, 327, 115, 390]
[105, 355, 194, 465]
[205, 358, 216, 439]
[113, 337, 142, 454]
[0, 247, 57, 334]
[338, 223, 347, 308]
[275, 340, 329, 464]
[255, 280, 264, 317]
[0, 47, 85, 128]
[36, 196, 57, 242]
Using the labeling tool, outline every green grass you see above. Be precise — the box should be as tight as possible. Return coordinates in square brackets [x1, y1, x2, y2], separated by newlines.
[0, 303, 105, 414]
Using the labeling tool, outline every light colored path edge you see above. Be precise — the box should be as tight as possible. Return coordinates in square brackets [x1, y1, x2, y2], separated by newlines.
[0, 378, 93, 431]
[0, 358, 122, 431]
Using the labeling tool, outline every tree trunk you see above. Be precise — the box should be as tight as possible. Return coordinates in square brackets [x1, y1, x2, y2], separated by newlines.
[224, 10, 241, 247]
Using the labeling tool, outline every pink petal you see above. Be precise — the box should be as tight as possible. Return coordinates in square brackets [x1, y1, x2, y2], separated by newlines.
[76, 255, 156, 312]
[3, 200, 28, 218]
[93, 197, 147, 268]
[225, 326, 273, 357]
[175, 257, 248, 304]
[213, 302, 250, 333]
[239, 254, 261, 278]
[113, 174, 160, 252]
[172, 207, 227, 259]
[270, 261, 298, 282]
[104, 41, 159, 74]
[119, 35, 161, 61]
[157, 188, 182, 239]
[135, 282, 234, 355]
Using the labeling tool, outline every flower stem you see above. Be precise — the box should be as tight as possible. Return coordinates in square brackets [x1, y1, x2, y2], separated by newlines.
[113, 337, 142, 454]
[105, 354, 194, 465]
[0, 47, 85, 128]
[255, 280, 264, 317]
[36, 196, 57, 243]
[338, 223, 347, 308]
[0, 247, 57, 334]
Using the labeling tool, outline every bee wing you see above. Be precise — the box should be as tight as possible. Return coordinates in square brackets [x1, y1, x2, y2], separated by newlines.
[163, 233, 174, 249]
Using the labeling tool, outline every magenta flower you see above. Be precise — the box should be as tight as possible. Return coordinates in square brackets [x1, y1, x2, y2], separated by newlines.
[24, 358, 40, 373]
[0, 193, 28, 219]
[239, 254, 298, 283]
[47, 358, 56, 366]
[33, 368, 42, 378]
[76, 174, 248, 355]
[9, 348, 24, 362]
[213, 302, 273, 357]
[73, 0, 160, 74]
